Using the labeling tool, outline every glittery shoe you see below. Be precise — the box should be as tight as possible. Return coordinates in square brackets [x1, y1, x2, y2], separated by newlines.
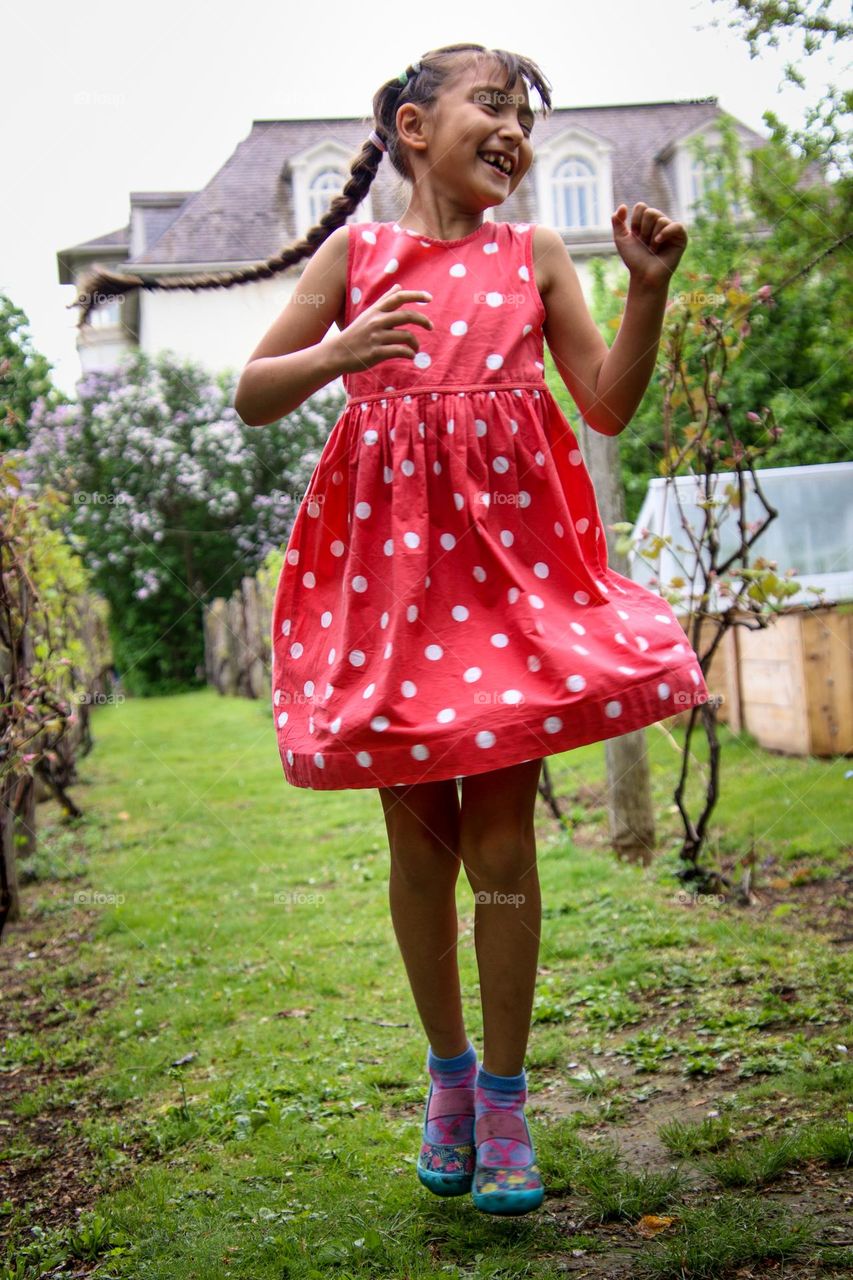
[471, 1106, 544, 1215]
[416, 1082, 476, 1196]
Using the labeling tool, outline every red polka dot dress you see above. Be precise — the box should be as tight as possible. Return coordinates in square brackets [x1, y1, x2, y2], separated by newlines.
[271, 219, 710, 790]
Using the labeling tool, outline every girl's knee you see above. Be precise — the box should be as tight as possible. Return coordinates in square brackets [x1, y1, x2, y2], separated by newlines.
[460, 824, 536, 889]
[389, 827, 460, 891]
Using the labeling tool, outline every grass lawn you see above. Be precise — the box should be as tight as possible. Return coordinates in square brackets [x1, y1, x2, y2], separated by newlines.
[2, 686, 851, 1279]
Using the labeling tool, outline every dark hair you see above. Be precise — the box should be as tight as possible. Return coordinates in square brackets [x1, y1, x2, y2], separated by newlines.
[70, 43, 552, 328]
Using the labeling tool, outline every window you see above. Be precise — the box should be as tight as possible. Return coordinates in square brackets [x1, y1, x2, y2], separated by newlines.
[89, 297, 122, 328]
[553, 156, 599, 229]
[308, 168, 347, 225]
[688, 156, 742, 217]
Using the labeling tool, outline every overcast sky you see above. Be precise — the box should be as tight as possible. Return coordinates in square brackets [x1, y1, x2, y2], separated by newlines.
[3, 0, 847, 397]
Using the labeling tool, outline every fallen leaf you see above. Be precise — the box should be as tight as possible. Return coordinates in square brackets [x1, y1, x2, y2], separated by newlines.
[636, 1214, 676, 1237]
[275, 1008, 312, 1018]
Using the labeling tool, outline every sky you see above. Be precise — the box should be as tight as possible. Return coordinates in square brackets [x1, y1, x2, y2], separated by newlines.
[3, 0, 848, 397]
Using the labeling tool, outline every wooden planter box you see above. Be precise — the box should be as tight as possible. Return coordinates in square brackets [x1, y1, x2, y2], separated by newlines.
[673, 603, 853, 758]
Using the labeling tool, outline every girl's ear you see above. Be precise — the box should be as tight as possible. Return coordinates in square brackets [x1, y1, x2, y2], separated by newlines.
[395, 101, 429, 153]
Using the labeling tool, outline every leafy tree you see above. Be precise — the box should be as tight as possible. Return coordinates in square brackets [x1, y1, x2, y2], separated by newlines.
[0, 294, 67, 452]
[20, 350, 342, 695]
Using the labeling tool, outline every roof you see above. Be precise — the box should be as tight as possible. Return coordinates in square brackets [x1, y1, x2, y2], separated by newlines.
[62, 101, 768, 272]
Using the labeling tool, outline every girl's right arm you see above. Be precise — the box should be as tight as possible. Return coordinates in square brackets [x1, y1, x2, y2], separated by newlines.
[235, 227, 433, 427]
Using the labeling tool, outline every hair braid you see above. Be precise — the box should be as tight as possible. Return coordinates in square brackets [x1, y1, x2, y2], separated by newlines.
[70, 43, 552, 329]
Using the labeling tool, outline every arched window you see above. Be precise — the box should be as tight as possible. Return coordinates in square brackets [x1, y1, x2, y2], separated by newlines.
[308, 168, 346, 224]
[552, 157, 599, 229]
[689, 157, 742, 217]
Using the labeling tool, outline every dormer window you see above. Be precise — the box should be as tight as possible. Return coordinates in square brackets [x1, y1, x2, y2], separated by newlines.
[290, 140, 373, 236]
[533, 125, 614, 235]
[667, 120, 753, 223]
[308, 167, 348, 225]
[552, 156, 599, 229]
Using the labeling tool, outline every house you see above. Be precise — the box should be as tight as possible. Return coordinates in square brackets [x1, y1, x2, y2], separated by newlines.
[57, 100, 767, 382]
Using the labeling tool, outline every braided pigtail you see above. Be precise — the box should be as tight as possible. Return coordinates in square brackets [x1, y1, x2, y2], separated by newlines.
[69, 132, 385, 328]
[71, 44, 551, 328]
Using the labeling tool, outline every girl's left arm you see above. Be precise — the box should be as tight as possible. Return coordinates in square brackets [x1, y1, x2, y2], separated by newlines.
[536, 203, 687, 436]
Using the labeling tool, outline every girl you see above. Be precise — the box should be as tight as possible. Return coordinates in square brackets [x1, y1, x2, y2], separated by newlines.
[74, 43, 710, 1217]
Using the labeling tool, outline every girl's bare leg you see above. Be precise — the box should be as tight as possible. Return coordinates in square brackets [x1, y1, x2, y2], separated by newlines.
[378, 778, 468, 1059]
[458, 759, 543, 1077]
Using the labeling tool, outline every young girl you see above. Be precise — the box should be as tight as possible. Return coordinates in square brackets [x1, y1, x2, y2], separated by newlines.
[74, 43, 710, 1217]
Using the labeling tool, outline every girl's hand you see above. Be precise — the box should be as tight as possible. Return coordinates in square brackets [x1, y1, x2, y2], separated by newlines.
[611, 202, 688, 288]
[330, 283, 434, 373]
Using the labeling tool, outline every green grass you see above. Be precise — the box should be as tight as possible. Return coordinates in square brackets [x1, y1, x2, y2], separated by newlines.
[3, 687, 852, 1279]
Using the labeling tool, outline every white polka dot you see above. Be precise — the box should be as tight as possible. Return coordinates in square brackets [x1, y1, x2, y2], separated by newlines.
[690, 668, 701, 685]
[327, 648, 336, 664]
[636, 636, 650, 651]
[370, 715, 390, 732]
[384, 538, 394, 556]
[527, 655, 542, 672]
[449, 263, 466, 277]
[518, 264, 530, 281]
[508, 587, 520, 604]
[286, 548, 299, 565]
[413, 351, 431, 369]
[446, 418, 455, 434]
[618, 610, 630, 620]
[290, 642, 303, 658]
[281, 618, 291, 636]
[576, 517, 590, 534]
[351, 575, 368, 592]
[528, 594, 544, 609]
[437, 707, 456, 723]
[434, 461, 442, 475]
[485, 291, 503, 307]
[384, 258, 398, 273]
[518, 490, 531, 507]
[356, 751, 373, 767]
[574, 591, 590, 605]
[330, 716, 341, 733]
[350, 287, 362, 306]
[572, 644, 589, 655]
[302, 571, 315, 588]
[313, 752, 325, 768]
[475, 730, 496, 749]
[362, 428, 378, 446]
[501, 689, 524, 704]
[463, 667, 482, 683]
[543, 716, 562, 734]
[615, 632, 627, 645]
[534, 450, 545, 466]
[307, 499, 321, 517]
[403, 531, 420, 549]
[605, 700, 622, 718]
[349, 649, 365, 667]
[655, 614, 673, 624]
[500, 530, 514, 547]
[453, 492, 464, 510]
[330, 540, 345, 557]
[274, 689, 282, 705]
[406, 604, 418, 622]
[569, 449, 583, 465]
[493, 456, 509, 474]
[567, 674, 586, 692]
[533, 561, 549, 579]
[451, 605, 469, 621]
[401, 458, 415, 477]
[383, 641, 392, 659]
[362, 682, 376, 698]
[320, 611, 333, 628]
[450, 320, 468, 336]
[483, 242, 499, 254]
[672, 642, 686, 653]
[658, 682, 671, 699]
[361, 229, 376, 244]
[355, 501, 371, 519]
[570, 622, 585, 635]
[522, 324, 532, 336]
[277, 711, 288, 727]
[425, 644, 443, 661]
[380, 611, 390, 629]
[411, 744, 430, 761]
[486, 353, 504, 370]
[473, 566, 487, 582]
[401, 680, 417, 698]
[475, 419, 488, 437]
[490, 633, 509, 648]
[440, 532, 456, 550]
[617, 665, 637, 675]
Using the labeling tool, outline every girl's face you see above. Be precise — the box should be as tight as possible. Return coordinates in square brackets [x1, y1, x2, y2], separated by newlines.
[402, 60, 536, 209]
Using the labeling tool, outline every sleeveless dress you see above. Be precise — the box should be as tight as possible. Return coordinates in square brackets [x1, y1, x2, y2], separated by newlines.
[270, 219, 710, 791]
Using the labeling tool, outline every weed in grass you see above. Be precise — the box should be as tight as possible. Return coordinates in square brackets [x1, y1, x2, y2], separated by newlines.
[618, 1030, 679, 1072]
[658, 1115, 732, 1156]
[703, 1128, 804, 1187]
[633, 1193, 816, 1280]
[799, 1113, 853, 1167]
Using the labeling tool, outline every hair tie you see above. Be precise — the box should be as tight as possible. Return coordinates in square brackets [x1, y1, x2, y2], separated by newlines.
[368, 128, 386, 152]
[397, 59, 421, 84]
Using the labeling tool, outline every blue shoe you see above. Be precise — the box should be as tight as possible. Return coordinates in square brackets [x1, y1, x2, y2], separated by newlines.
[416, 1081, 476, 1197]
[471, 1107, 545, 1215]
